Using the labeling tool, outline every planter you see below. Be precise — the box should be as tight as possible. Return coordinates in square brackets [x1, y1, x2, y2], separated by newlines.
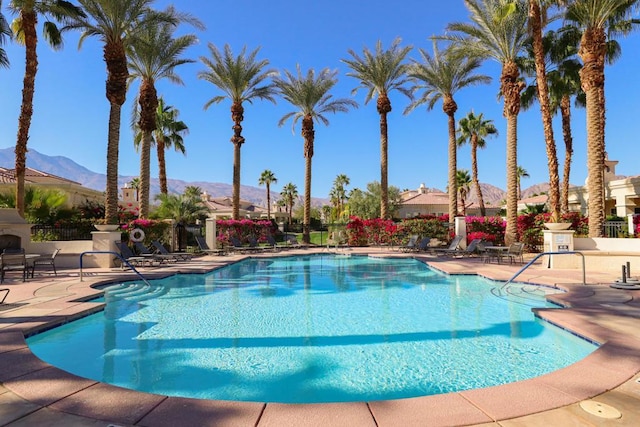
[94, 224, 119, 231]
[543, 222, 572, 231]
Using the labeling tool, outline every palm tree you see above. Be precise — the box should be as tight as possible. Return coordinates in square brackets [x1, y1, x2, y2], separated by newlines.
[517, 166, 530, 200]
[565, 0, 639, 237]
[442, 0, 529, 245]
[342, 38, 412, 219]
[127, 14, 198, 218]
[520, 26, 584, 214]
[183, 185, 202, 201]
[8, 0, 84, 217]
[523, 0, 563, 222]
[456, 169, 472, 216]
[280, 182, 298, 225]
[406, 40, 491, 224]
[154, 192, 208, 224]
[67, 0, 188, 224]
[0, 1, 11, 68]
[274, 66, 357, 243]
[135, 98, 189, 195]
[129, 177, 140, 201]
[258, 169, 277, 220]
[198, 44, 277, 220]
[456, 111, 498, 216]
[332, 174, 350, 220]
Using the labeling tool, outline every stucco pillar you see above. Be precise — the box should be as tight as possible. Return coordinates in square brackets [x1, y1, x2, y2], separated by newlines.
[454, 216, 467, 249]
[206, 218, 217, 249]
[91, 230, 121, 268]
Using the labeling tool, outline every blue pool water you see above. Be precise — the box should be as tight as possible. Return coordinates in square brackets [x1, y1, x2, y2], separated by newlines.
[27, 255, 596, 403]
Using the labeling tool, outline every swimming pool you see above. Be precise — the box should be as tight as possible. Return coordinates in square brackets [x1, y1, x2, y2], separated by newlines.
[27, 255, 596, 403]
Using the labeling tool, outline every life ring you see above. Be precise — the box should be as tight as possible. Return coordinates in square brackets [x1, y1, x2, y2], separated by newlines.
[130, 228, 145, 243]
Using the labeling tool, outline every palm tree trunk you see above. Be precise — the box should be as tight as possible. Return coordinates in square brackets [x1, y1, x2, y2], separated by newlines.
[470, 135, 486, 216]
[104, 40, 128, 224]
[15, 11, 38, 218]
[231, 103, 245, 220]
[530, 1, 560, 222]
[501, 61, 524, 246]
[560, 95, 573, 214]
[157, 136, 168, 194]
[138, 131, 152, 218]
[266, 183, 271, 220]
[444, 98, 458, 224]
[105, 103, 121, 223]
[302, 115, 314, 244]
[378, 94, 391, 219]
[579, 28, 606, 237]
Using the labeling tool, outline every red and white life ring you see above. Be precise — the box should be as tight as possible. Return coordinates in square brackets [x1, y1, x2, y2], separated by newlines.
[130, 228, 145, 243]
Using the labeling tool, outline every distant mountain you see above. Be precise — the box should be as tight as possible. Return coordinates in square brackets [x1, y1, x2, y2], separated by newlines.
[0, 147, 325, 207]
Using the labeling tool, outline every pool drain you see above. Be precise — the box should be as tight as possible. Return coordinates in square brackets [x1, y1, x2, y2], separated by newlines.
[579, 400, 621, 419]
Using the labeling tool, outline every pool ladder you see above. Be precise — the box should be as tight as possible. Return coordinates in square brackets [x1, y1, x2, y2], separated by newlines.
[500, 251, 586, 290]
[79, 251, 151, 286]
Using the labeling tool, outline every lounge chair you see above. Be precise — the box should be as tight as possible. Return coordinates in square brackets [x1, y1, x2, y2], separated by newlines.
[32, 249, 60, 276]
[415, 237, 432, 252]
[152, 240, 194, 261]
[229, 236, 261, 253]
[499, 242, 525, 264]
[0, 250, 29, 283]
[195, 235, 225, 256]
[399, 235, 420, 252]
[266, 235, 288, 251]
[432, 235, 464, 256]
[443, 238, 482, 257]
[115, 241, 157, 267]
[134, 242, 177, 263]
[285, 235, 302, 249]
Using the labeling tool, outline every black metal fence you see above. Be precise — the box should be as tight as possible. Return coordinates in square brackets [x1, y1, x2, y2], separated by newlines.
[30, 225, 94, 241]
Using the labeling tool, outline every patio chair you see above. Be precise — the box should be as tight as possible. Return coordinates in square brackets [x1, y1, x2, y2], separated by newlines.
[415, 237, 432, 252]
[134, 242, 176, 263]
[285, 235, 302, 249]
[266, 234, 288, 251]
[499, 242, 525, 264]
[195, 235, 225, 256]
[229, 236, 261, 254]
[32, 249, 60, 276]
[152, 240, 194, 261]
[0, 250, 29, 283]
[399, 235, 420, 252]
[432, 235, 464, 256]
[115, 241, 157, 268]
[444, 238, 482, 258]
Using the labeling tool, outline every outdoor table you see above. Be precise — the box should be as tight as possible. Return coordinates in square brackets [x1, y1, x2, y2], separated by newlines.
[484, 246, 509, 264]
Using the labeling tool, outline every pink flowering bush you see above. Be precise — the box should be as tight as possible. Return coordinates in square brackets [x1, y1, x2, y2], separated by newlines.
[121, 218, 170, 245]
[216, 219, 275, 244]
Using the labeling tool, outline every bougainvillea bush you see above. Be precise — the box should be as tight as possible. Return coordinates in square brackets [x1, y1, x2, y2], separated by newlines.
[397, 216, 450, 243]
[466, 216, 505, 245]
[121, 218, 171, 246]
[216, 219, 275, 244]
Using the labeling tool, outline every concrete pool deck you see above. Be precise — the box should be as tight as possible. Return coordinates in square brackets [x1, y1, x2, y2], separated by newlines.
[0, 247, 639, 426]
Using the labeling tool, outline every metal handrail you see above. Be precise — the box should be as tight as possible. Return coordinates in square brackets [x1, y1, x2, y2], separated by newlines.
[502, 251, 586, 288]
[79, 251, 151, 286]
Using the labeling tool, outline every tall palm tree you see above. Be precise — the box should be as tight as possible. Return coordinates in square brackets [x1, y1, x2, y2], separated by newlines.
[154, 192, 208, 224]
[456, 169, 472, 216]
[405, 40, 491, 224]
[0, 1, 11, 68]
[274, 66, 357, 243]
[565, 0, 639, 237]
[520, 26, 584, 214]
[9, 0, 84, 217]
[517, 165, 530, 200]
[332, 174, 350, 219]
[524, 0, 563, 222]
[442, 0, 529, 245]
[135, 98, 189, 195]
[258, 169, 277, 220]
[456, 111, 498, 216]
[67, 0, 186, 224]
[128, 177, 140, 201]
[198, 44, 277, 220]
[342, 38, 412, 219]
[127, 16, 198, 218]
[280, 182, 298, 225]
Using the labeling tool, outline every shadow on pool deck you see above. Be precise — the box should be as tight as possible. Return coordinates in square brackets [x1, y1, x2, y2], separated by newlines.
[0, 248, 639, 426]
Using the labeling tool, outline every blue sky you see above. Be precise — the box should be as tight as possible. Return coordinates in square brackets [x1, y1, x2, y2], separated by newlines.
[1, 1, 639, 199]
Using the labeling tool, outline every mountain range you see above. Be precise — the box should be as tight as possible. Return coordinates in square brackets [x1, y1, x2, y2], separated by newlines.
[0, 147, 552, 207]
